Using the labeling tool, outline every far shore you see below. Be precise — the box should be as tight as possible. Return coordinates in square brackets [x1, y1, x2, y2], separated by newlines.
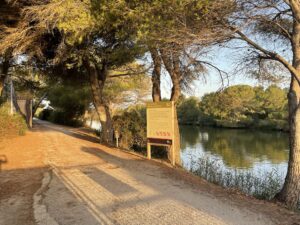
[179, 119, 289, 132]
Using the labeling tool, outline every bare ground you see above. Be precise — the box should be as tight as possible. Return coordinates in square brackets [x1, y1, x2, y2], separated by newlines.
[0, 119, 300, 225]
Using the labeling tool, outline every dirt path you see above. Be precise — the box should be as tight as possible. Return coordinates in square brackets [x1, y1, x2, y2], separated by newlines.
[1, 120, 300, 225]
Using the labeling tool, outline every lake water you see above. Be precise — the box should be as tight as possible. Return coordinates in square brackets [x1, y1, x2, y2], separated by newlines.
[86, 120, 289, 182]
[179, 126, 289, 181]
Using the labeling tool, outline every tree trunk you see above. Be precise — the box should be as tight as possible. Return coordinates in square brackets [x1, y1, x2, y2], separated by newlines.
[0, 53, 10, 97]
[275, 16, 300, 208]
[0, 76, 5, 97]
[160, 48, 182, 165]
[32, 92, 48, 117]
[170, 74, 181, 102]
[173, 106, 182, 166]
[95, 103, 113, 144]
[85, 59, 113, 144]
[170, 53, 182, 102]
[11, 80, 21, 113]
[149, 48, 162, 102]
[276, 77, 300, 209]
[160, 49, 182, 102]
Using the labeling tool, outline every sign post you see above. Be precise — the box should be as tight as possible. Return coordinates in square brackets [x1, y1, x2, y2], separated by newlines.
[146, 101, 176, 166]
[10, 79, 14, 115]
[115, 130, 120, 147]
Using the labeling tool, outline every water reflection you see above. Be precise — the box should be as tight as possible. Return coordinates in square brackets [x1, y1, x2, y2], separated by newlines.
[180, 126, 289, 170]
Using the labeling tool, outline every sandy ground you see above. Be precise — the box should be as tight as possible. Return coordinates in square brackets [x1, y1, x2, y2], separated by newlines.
[1, 119, 300, 225]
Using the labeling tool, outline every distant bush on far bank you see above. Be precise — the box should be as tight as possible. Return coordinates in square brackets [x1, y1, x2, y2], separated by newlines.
[177, 96, 201, 125]
[177, 85, 289, 131]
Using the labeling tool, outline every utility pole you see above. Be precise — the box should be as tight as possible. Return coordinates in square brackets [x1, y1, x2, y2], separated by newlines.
[10, 78, 14, 115]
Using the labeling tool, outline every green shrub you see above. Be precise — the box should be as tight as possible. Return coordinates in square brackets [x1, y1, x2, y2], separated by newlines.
[38, 84, 91, 127]
[38, 108, 52, 120]
[113, 105, 147, 151]
[38, 108, 83, 127]
[0, 103, 27, 137]
[0, 96, 5, 105]
[177, 96, 201, 125]
[112, 105, 169, 158]
[268, 112, 288, 120]
[49, 110, 83, 127]
[254, 119, 288, 131]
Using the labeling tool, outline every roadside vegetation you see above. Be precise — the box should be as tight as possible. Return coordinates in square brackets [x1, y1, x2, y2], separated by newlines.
[113, 105, 147, 151]
[190, 156, 283, 200]
[0, 102, 27, 138]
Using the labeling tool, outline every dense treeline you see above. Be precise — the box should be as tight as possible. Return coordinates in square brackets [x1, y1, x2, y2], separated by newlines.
[177, 85, 288, 130]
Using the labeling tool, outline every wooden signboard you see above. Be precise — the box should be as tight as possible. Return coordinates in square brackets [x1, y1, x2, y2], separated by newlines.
[146, 101, 176, 165]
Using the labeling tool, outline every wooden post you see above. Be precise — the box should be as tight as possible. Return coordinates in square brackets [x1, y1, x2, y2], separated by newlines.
[29, 100, 33, 128]
[114, 130, 120, 148]
[10, 79, 14, 115]
[171, 144, 175, 166]
[147, 142, 151, 159]
[171, 101, 176, 166]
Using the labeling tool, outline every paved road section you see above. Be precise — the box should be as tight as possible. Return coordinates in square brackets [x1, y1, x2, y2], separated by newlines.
[1, 120, 300, 225]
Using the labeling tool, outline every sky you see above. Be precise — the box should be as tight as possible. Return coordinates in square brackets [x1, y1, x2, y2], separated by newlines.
[159, 46, 261, 99]
[140, 37, 291, 100]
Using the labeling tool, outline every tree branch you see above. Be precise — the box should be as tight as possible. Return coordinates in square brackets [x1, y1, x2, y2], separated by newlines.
[231, 26, 300, 85]
[108, 71, 146, 78]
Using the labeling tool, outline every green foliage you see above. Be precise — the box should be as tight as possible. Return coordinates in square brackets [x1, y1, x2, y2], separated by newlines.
[104, 63, 151, 106]
[131, 0, 219, 45]
[51, 0, 221, 49]
[199, 85, 288, 130]
[0, 103, 27, 138]
[48, 85, 91, 117]
[177, 96, 201, 125]
[112, 104, 168, 158]
[39, 84, 91, 126]
[0, 96, 5, 105]
[263, 85, 288, 114]
[48, 111, 84, 127]
[201, 85, 257, 120]
[176, 85, 288, 130]
[54, 0, 94, 45]
[38, 108, 52, 121]
[112, 105, 147, 151]
[28, 0, 144, 73]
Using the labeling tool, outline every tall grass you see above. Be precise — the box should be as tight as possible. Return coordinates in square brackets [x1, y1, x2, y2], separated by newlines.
[0, 102, 27, 137]
[190, 156, 284, 200]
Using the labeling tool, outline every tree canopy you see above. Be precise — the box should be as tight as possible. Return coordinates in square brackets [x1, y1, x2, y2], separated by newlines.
[200, 85, 288, 122]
